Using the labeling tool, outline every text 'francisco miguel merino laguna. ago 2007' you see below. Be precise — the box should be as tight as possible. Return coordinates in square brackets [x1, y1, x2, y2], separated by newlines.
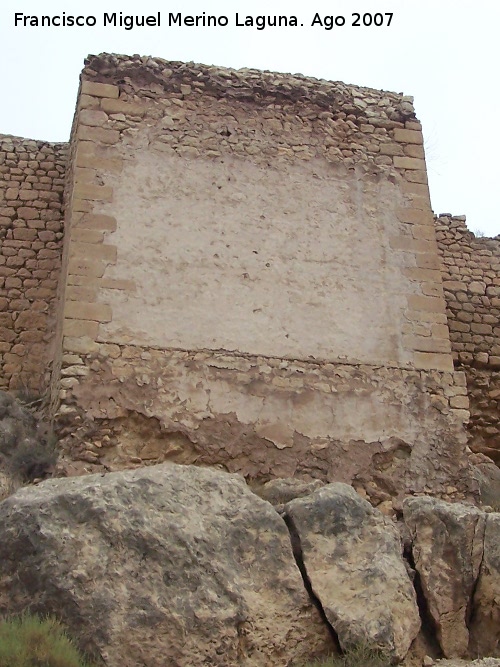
[13, 12, 395, 30]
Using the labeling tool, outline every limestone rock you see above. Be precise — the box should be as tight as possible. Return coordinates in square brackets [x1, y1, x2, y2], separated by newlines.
[469, 512, 500, 657]
[471, 459, 500, 509]
[252, 477, 325, 507]
[435, 659, 500, 667]
[403, 497, 486, 657]
[0, 463, 332, 667]
[284, 483, 420, 660]
[0, 469, 18, 501]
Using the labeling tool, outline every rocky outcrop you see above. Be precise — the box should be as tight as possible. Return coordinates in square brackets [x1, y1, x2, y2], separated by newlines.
[0, 464, 332, 667]
[1, 464, 499, 666]
[284, 484, 421, 660]
[470, 455, 500, 509]
[469, 513, 500, 657]
[0, 390, 56, 485]
[403, 497, 486, 658]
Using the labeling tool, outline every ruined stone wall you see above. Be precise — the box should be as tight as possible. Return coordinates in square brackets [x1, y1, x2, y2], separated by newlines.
[52, 54, 472, 504]
[0, 135, 67, 392]
[436, 215, 500, 463]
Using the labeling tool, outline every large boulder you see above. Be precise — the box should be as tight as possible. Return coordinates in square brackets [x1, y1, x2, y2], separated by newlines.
[469, 512, 500, 657]
[284, 483, 421, 660]
[403, 497, 486, 658]
[0, 463, 332, 667]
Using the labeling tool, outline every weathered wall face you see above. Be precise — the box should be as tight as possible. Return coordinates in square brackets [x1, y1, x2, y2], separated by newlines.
[0, 135, 67, 392]
[436, 215, 500, 463]
[63, 349, 471, 506]
[53, 54, 472, 503]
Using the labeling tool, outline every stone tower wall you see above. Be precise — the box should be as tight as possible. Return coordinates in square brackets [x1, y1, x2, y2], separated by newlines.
[49, 54, 471, 504]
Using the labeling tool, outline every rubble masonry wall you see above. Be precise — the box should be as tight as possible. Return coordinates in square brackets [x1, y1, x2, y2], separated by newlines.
[436, 215, 500, 463]
[0, 134, 67, 393]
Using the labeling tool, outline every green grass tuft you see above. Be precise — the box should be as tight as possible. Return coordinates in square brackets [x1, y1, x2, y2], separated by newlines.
[302, 644, 392, 667]
[0, 613, 98, 667]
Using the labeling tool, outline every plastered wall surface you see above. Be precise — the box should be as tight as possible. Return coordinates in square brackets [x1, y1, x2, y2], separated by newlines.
[0, 135, 67, 391]
[62, 55, 454, 373]
[101, 151, 413, 365]
[436, 215, 500, 463]
[48, 54, 474, 503]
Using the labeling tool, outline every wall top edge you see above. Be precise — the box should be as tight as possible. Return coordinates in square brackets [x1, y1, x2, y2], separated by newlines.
[435, 214, 500, 242]
[82, 52, 418, 122]
[0, 133, 69, 151]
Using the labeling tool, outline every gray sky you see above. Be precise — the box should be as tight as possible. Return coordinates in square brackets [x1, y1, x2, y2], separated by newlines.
[1, 0, 499, 236]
